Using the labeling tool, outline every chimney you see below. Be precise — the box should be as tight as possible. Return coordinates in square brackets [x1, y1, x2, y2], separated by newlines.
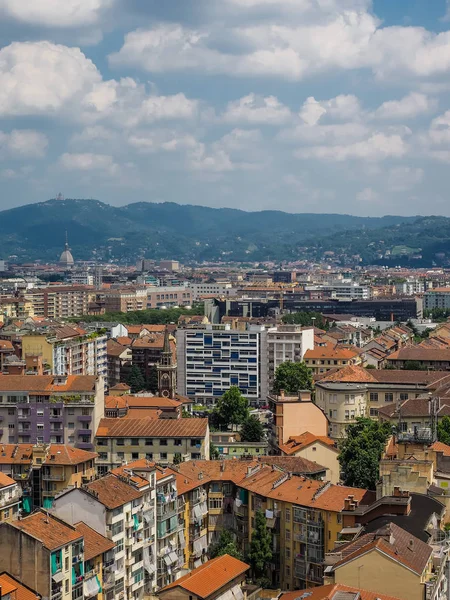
[198, 472, 203, 480]
[408, 539, 414, 550]
[279, 389, 285, 399]
[220, 462, 225, 472]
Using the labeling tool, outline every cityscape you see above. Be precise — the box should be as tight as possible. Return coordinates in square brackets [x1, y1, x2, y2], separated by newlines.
[4, 2, 450, 600]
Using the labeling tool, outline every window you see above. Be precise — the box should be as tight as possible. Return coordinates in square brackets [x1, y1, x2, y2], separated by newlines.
[369, 392, 378, 402]
[400, 393, 409, 401]
[7, 408, 14, 416]
[160, 453, 167, 460]
[146, 453, 153, 460]
[174, 439, 182, 446]
[68, 408, 75, 415]
[115, 538, 124, 553]
[160, 439, 167, 446]
[190, 439, 201, 447]
[145, 439, 153, 446]
[68, 422, 75, 429]
[111, 521, 124, 537]
[345, 395, 355, 405]
[8, 424, 14, 430]
[65, 580, 69, 594]
[385, 393, 394, 403]
[345, 410, 350, 420]
[285, 546, 291, 559]
[209, 498, 223, 510]
[285, 508, 291, 522]
[370, 408, 379, 417]
[68, 436, 74, 444]
[132, 453, 139, 460]
[65, 557, 69, 571]
[116, 439, 124, 446]
[99, 452, 108, 460]
[337, 514, 342, 524]
[131, 439, 139, 446]
[82, 408, 89, 416]
[117, 452, 124, 459]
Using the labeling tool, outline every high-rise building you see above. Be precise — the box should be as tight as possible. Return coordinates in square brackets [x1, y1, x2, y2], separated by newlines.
[267, 325, 314, 391]
[176, 324, 268, 406]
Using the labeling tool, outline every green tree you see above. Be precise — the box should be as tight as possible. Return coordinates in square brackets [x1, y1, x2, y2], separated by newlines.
[281, 311, 328, 329]
[209, 530, 243, 560]
[182, 409, 193, 418]
[213, 386, 249, 429]
[438, 416, 450, 446]
[241, 415, 264, 442]
[146, 365, 159, 393]
[173, 453, 182, 465]
[210, 442, 220, 460]
[248, 510, 273, 579]
[273, 361, 313, 395]
[126, 364, 146, 393]
[338, 418, 392, 489]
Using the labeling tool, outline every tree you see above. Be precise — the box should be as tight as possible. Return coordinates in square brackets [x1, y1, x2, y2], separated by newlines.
[241, 415, 264, 442]
[173, 453, 182, 465]
[182, 409, 193, 418]
[248, 510, 273, 580]
[438, 416, 450, 446]
[213, 386, 249, 429]
[210, 442, 220, 460]
[273, 361, 313, 395]
[338, 418, 392, 490]
[126, 364, 146, 393]
[209, 530, 242, 561]
[146, 365, 159, 393]
[281, 311, 328, 330]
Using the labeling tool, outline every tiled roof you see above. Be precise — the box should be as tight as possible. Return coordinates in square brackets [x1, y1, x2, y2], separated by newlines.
[317, 365, 376, 383]
[333, 522, 432, 576]
[44, 445, 97, 465]
[378, 397, 450, 419]
[110, 460, 155, 489]
[131, 335, 165, 348]
[116, 337, 132, 346]
[0, 375, 97, 393]
[123, 408, 161, 420]
[159, 554, 249, 598]
[0, 572, 41, 600]
[280, 584, 403, 600]
[96, 417, 208, 438]
[0, 340, 14, 351]
[73, 522, 115, 561]
[279, 432, 337, 456]
[109, 383, 131, 391]
[105, 395, 128, 410]
[106, 340, 128, 357]
[304, 345, 359, 360]
[0, 472, 16, 489]
[431, 441, 450, 456]
[388, 347, 450, 361]
[84, 474, 143, 509]
[11, 510, 82, 551]
[0, 444, 34, 465]
[258, 456, 328, 475]
[124, 395, 182, 409]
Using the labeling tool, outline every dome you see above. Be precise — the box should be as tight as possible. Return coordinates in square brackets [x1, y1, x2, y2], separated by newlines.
[59, 243, 74, 267]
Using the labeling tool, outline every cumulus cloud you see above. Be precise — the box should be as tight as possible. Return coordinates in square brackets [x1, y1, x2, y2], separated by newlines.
[222, 94, 291, 124]
[299, 94, 361, 125]
[387, 166, 424, 191]
[0, 129, 48, 158]
[373, 92, 437, 120]
[357, 187, 379, 202]
[59, 152, 119, 174]
[0, 0, 113, 27]
[296, 133, 408, 161]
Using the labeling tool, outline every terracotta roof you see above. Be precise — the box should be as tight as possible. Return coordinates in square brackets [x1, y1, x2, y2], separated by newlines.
[0, 444, 34, 465]
[74, 522, 115, 561]
[159, 554, 249, 598]
[333, 522, 432, 576]
[0, 340, 14, 351]
[0, 572, 41, 600]
[96, 417, 208, 438]
[105, 395, 128, 410]
[106, 340, 128, 357]
[44, 445, 97, 465]
[116, 337, 132, 346]
[110, 460, 156, 489]
[109, 383, 131, 391]
[280, 584, 402, 600]
[84, 474, 143, 509]
[388, 347, 450, 361]
[0, 472, 16, 489]
[123, 395, 182, 409]
[258, 456, 328, 475]
[378, 397, 450, 419]
[0, 375, 97, 393]
[279, 432, 337, 456]
[317, 365, 376, 384]
[131, 335, 165, 348]
[11, 510, 82, 551]
[304, 345, 359, 360]
[431, 441, 450, 456]
[123, 408, 162, 420]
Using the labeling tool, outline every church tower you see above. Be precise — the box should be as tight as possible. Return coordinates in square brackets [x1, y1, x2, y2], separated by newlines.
[157, 327, 177, 398]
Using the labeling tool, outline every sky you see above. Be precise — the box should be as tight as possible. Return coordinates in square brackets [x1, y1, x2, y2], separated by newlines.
[2, 1, 450, 216]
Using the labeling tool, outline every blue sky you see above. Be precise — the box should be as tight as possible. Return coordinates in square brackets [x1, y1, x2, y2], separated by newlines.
[1, 0, 450, 216]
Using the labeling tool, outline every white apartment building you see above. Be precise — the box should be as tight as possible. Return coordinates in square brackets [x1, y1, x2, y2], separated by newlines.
[52, 470, 158, 600]
[315, 381, 369, 439]
[398, 279, 425, 296]
[267, 325, 314, 390]
[424, 288, 450, 311]
[70, 271, 95, 286]
[189, 282, 236, 301]
[305, 281, 372, 300]
[176, 324, 268, 406]
[146, 286, 192, 309]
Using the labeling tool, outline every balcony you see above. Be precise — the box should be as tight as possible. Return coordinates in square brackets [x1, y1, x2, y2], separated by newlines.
[42, 472, 65, 481]
[13, 471, 30, 481]
[103, 571, 115, 588]
[76, 442, 94, 450]
[157, 502, 177, 520]
[0, 493, 21, 508]
[17, 413, 30, 421]
[78, 429, 92, 437]
[78, 415, 92, 423]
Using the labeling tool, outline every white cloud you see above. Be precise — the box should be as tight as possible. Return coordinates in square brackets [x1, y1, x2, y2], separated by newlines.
[299, 97, 327, 126]
[280, 122, 369, 144]
[387, 166, 424, 191]
[222, 94, 291, 124]
[59, 152, 118, 174]
[299, 94, 361, 125]
[128, 130, 197, 153]
[373, 92, 437, 120]
[0, 41, 100, 116]
[0, 129, 48, 158]
[297, 133, 408, 161]
[0, 0, 113, 27]
[357, 187, 379, 202]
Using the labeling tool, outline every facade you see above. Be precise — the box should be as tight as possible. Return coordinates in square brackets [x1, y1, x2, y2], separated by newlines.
[26, 287, 94, 319]
[73, 522, 115, 600]
[95, 417, 210, 471]
[189, 283, 236, 301]
[304, 345, 361, 376]
[146, 287, 192, 309]
[386, 347, 450, 369]
[131, 331, 176, 387]
[103, 288, 148, 313]
[106, 340, 132, 388]
[278, 433, 340, 484]
[0, 473, 21, 523]
[267, 325, 314, 391]
[0, 297, 34, 321]
[176, 324, 268, 406]
[0, 375, 105, 450]
[424, 288, 450, 311]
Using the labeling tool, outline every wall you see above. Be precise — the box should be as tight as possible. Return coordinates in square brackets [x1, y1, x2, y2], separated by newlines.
[334, 549, 421, 600]
[281, 402, 328, 444]
[52, 489, 107, 536]
[22, 335, 53, 369]
[295, 444, 340, 484]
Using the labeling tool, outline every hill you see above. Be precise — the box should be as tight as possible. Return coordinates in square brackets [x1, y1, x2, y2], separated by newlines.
[0, 198, 427, 264]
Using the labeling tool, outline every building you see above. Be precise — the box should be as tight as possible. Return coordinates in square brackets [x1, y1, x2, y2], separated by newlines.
[146, 286, 192, 309]
[26, 287, 94, 319]
[102, 288, 148, 313]
[0, 297, 34, 321]
[424, 288, 450, 311]
[22, 326, 107, 379]
[157, 328, 178, 399]
[280, 584, 403, 600]
[0, 573, 41, 600]
[189, 283, 236, 301]
[267, 325, 314, 391]
[0, 443, 97, 512]
[210, 432, 269, 460]
[304, 345, 361, 376]
[158, 554, 250, 600]
[0, 510, 85, 600]
[0, 375, 105, 450]
[95, 417, 210, 471]
[386, 347, 450, 370]
[131, 330, 176, 388]
[273, 271, 297, 284]
[176, 324, 268, 407]
[106, 340, 131, 388]
[59, 236, 75, 269]
[159, 260, 180, 273]
[0, 473, 21, 523]
[73, 522, 115, 600]
[278, 432, 340, 484]
[268, 390, 329, 451]
[52, 470, 157, 599]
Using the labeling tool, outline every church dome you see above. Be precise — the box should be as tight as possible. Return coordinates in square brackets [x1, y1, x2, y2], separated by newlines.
[59, 242, 74, 267]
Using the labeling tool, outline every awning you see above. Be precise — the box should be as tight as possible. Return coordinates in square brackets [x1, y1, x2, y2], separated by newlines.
[193, 539, 202, 556]
[199, 501, 208, 516]
[265, 509, 273, 519]
[133, 515, 140, 531]
[169, 551, 178, 564]
[22, 496, 32, 514]
[52, 572, 64, 584]
[178, 530, 186, 549]
[193, 505, 202, 520]
[143, 510, 153, 523]
[163, 555, 172, 566]
[84, 575, 100, 598]
[143, 546, 155, 574]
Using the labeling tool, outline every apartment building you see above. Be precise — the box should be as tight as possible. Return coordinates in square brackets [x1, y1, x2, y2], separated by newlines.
[0, 297, 34, 320]
[0, 443, 96, 511]
[424, 288, 450, 311]
[26, 286, 95, 319]
[107, 340, 132, 388]
[304, 345, 361, 376]
[267, 325, 314, 391]
[73, 522, 115, 600]
[22, 326, 107, 379]
[146, 286, 192, 309]
[0, 573, 41, 600]
[95, 418, 210, 471]
[53, 470, 157, 600]
[0, 510, 86, 600]
[103, 288, 148, 313]
[176, 324, 268, 406]
[0, 473, 21, 523]
[315, 366, 449, 438]
[278, 432, 340, 484]
[131, 332, 175, 385]
[0, 375, 105, 450]
[189, 283, 236, 301]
